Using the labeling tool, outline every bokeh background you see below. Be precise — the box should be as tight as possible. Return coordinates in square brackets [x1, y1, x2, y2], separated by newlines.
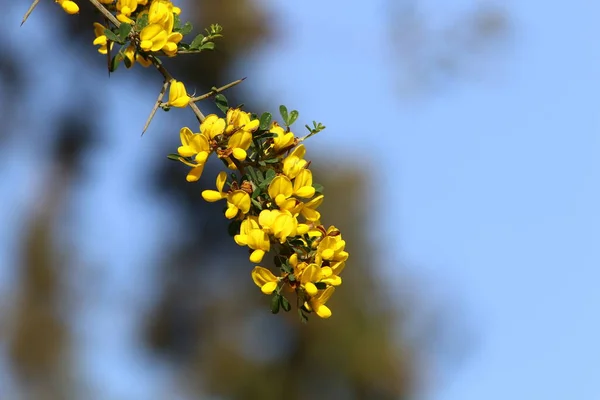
[1, 0, 599, 399]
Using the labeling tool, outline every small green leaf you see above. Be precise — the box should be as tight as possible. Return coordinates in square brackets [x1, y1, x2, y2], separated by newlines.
[173, 14, 181, 30]
[298, 309, 308, 323]
[190, 33, 205, 49]
[280, 296, 291, 312]
[288, 110, 299, 126]
[263, 169, 276, 186]
[312, 183, 324, 193]
[215, 94, 229, 114]
[104, 28, 121, 44]
[279, 105, 289, 125]
[280, 262, 292, 273]
[201, 42, 215, 51]
[179, 21, 193, 35]
[166, 153, 183, 161]
[271, 294, 281, 314]
[259, 112, 272, 131]
[135, 14, 149, 30]
[251, 198, 263, 210]
[109, 54, 121, 72]
[118, 23, 132, 41]
[287, 273, 296, 283]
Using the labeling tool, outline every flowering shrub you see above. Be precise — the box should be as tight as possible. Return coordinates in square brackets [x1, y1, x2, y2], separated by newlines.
[22, 0, 349, 321]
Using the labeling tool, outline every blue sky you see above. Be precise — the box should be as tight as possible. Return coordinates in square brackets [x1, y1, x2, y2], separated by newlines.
[2, 0, 600, 399]
[246, 0, 600, 399]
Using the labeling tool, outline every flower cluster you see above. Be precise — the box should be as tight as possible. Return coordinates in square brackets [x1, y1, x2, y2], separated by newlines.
[35, 0, 347, 321]
[171, 106, 348, 319]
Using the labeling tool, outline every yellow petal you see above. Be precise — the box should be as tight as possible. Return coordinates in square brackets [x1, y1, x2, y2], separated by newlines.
[304, 282, 318, 297]
[261, 281, 278, 295]
[250, 249, 265, 263]
[225, 204, 238, 219]
[186, 165, 205, 182]
[232, 148, 247, 161]
[215, 171, 227, 192]
[201, 190, 225, 202]
[268, 176, 293, 199]
[315, 304, 332, 318]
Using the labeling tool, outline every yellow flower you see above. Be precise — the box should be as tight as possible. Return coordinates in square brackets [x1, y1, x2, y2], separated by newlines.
[316, 226, 349, 264]
[56, 0, 79, 14]
[270, 123, 295, 152]
[282, 145, 308, 179]
[268, 176, 296, 210]
[140, 24, 169, 52]
[116, 0, 138, 23]
[123, 45, 152, 68]
[225, 109, 260, 135]
[235, 216, 270, 263]
[227, 130, 253, 161]
[304, 287, 335, 319]
[177, 127, 211, 182]
[167, 80, 190, 108]
[162, 32, 183, 56]
[251, 266, 279, 295]
[148, 0, 175, 33]
[201, 172, 250, 219]
[200, 114, 226, 140]
[92, 23, 114, 55]
[299, 194, 323, 222]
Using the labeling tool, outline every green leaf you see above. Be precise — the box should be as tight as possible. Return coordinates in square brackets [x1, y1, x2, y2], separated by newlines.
[298, 309, 308, 323]
[166, 153, 183, 161]
[179, 21, 193, 35]
[287, 273, 296, 282]
[201, 42, 215, 51]
[251, 198, 263, 210]
[109, 54, 121, 72]
[135, 14, 149, 30]
[263, 169, 276, 186]
[288, 110, 299, 126]
[259, 112, 272, 131]
[190, 34, 205, 49]
[312, 183, 324, 193]
[215, 94, 229, 114]
[173, 14, 181, 31]
[280, 296, 291, 312]
[280, 262, 292, 273]
[279, 105, 289, 125]
[271, 294, 281, 314]
[118, 23, 132, 41]
[104, 28, 121, 44]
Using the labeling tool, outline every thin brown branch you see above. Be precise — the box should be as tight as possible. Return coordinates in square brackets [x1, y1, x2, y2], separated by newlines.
[189, 78, 246, 103]
[88, 0, 120, 27]
[21, 0, 40, 26]
[142, 79, 169, 135]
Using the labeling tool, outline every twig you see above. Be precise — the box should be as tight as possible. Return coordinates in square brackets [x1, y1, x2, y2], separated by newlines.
[88, 0, 120, 27]
[21, 0, 40, 26]
[190, 78, 246, 102]
[142, 79, 169, 135]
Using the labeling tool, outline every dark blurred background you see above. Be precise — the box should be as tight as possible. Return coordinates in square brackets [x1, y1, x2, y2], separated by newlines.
[3, 0, 599, 399]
